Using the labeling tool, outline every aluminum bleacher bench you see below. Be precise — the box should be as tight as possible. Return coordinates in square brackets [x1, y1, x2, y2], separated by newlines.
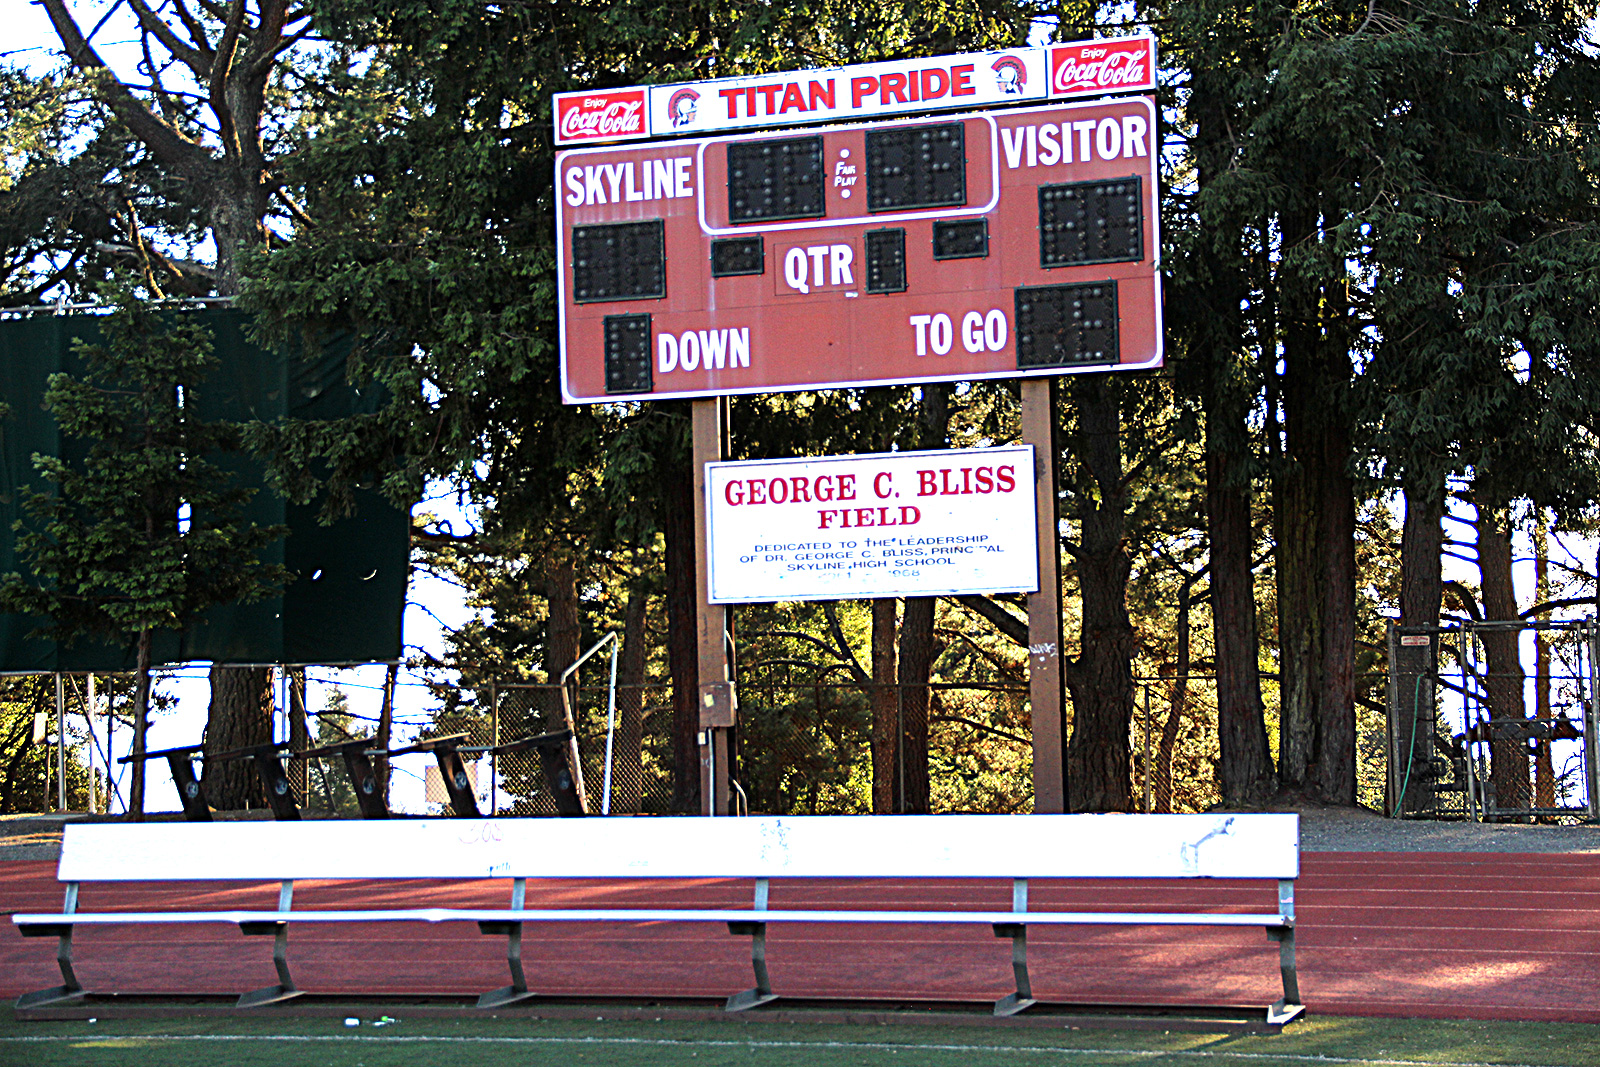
[13, 813, 1303, 1023]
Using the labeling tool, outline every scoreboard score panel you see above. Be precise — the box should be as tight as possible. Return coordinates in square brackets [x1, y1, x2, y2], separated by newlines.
[557, 96, 1161, 404]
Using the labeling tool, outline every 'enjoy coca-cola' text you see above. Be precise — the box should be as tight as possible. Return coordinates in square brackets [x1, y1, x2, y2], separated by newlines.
[555, 90, 648, 144]
[1049, 39, 1155, 98]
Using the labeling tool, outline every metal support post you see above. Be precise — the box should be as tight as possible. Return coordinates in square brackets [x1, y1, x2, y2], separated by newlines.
[237, 880, 301, 1007]
[477, 877, 537, 1007]
[992, 877, 1035, 1016]
[694, 398, 734, 815]
[1580, 617, 1593, 819]
[1266, 878, 1304, 1025]
[15, 883, 84, 1008]
[86, 674, 97, 814]
[726, 877, 778, 1011]
[1021, 380, 1065, 812]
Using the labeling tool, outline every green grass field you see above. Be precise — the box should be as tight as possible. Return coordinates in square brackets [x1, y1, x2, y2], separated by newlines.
[3, 1012, 1598, 1067]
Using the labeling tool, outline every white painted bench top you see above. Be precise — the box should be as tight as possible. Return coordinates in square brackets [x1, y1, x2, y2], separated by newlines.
[56, 813, 1298, 882]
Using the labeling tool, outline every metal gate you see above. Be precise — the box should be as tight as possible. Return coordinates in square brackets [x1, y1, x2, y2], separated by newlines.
[1388, 619, 1599, 821]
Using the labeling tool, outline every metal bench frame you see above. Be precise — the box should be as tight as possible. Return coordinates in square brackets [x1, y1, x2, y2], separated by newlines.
[14, 814, 1303, 1023]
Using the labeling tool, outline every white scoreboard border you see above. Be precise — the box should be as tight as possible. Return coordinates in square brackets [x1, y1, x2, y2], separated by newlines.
[556, 97, 1163, 405]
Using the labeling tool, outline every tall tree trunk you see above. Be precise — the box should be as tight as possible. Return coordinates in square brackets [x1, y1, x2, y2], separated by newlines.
[1155, 576, 1199, 813]
[663, 413, 701, 813]
[1395, 474, 1446, 814]
[1274, 202, 1357, 804]
[1192, 57, 1274, 808]
[1064, 377, 1135, 812]
[130, 628, 152, 820]
[545, 548, 582, 732]
[378, 662, 396, 803]
[619, 586, 649, 689]
[545, 551, 582, 678]
[1207, 376, 1275, 806]
[870, 598, 898, 813]
[1477, 502, 1529, 815]
[203, 665, 274, 809]
[1400, 476, 1446, 627]
[895, 383, 949, 814]
[897, 597, 935, 813]
[1316, 409, 1357, 804]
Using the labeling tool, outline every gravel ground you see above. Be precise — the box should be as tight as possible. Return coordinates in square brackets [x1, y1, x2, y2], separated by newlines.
[2, 807, 1597, 861]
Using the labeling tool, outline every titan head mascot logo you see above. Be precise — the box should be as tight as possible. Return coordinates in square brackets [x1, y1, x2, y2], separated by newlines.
[990, 56, 1026, 95]
[668, 88, 700, 128]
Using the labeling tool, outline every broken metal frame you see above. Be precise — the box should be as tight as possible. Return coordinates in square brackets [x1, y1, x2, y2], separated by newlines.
[1389, 618, 1598, 822]
[118, 743, 210, 821]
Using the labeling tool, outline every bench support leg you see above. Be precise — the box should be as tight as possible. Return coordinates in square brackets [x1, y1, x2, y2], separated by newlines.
[478, 878, 537, 1008]
[992, 879, 1035, 1016]
[1267, 880, 1303, 1025]
[16, 883, 84, 1009]
[238, 881, 302, 1008]
[1266, 927, 1304, 1025]
[16, 932, 83, 1009]
[991, 923, 1035, 1016]
[725, 921, 777, 1012]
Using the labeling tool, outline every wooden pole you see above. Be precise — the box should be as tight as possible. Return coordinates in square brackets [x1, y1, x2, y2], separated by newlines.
[1022, 379, 1066, 812]
[693, 398, 733, 815]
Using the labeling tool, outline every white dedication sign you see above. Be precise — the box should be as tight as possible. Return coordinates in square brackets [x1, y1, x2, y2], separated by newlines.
[707, 446, 1037, 603]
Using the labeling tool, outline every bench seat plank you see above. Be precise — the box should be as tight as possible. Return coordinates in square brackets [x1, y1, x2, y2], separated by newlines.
[52, 814, 1298, 882]
[17, 907, 1292, 928]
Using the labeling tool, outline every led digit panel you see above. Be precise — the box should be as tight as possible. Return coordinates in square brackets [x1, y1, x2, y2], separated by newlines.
[557, 96, 1161, 403]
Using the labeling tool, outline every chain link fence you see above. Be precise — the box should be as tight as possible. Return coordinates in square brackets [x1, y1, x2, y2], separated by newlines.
[6, 665, 1415, 819]
[488, 684, 670, 815]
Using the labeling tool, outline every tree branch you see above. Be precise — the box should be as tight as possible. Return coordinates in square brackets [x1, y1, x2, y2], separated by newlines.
[39, 0, 213, 179]
[947, 594, 1027, 646]
[127, 0, 211, 74]
[821, 603, 868, 683]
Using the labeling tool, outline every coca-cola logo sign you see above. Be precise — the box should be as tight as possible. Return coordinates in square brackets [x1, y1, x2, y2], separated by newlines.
[1049, 38, 1155, 98]
[555, 89, 648, 144]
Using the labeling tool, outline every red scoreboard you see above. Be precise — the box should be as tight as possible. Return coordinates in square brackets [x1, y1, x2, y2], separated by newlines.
[556, 96, 1161, 404]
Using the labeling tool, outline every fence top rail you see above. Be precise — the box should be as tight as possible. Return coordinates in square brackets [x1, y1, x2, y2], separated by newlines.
[55, 813, 1298, 882]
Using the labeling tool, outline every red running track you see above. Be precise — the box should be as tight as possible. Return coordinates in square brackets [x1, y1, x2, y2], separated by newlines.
[1, 852, 1595, 1023]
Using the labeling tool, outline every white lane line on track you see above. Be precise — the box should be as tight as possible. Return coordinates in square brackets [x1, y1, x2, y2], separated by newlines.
[0, 1034, 1573, 1067]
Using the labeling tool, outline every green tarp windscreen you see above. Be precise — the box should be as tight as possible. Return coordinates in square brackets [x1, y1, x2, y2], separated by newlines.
[0, 309, 409, 671]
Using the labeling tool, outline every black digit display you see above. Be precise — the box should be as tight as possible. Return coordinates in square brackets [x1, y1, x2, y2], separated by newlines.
[727, 136, 825, 223]
[571, 220, 666, 303]
[1038, 177, 1142, 268]
[1014, 282, 1119, 368]
[711, 236, 765, 277]
[603, 313, 653, 394]
[866, 123, 966, 211]
[932, 218, 988, 260]
[865, 228, 907, 293]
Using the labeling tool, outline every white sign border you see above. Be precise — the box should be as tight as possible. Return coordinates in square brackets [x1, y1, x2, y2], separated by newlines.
[705, 446, 1038, 605]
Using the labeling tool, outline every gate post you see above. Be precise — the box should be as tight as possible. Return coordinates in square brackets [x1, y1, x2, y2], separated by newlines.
[1588, 621, 1599, 819]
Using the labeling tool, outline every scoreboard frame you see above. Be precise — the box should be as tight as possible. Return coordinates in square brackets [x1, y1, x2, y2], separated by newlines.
[557, 96, 1162, 405]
